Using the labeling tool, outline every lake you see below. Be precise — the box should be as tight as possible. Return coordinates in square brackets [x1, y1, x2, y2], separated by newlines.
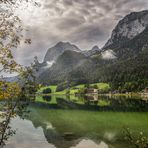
[4, 95, 148, 148]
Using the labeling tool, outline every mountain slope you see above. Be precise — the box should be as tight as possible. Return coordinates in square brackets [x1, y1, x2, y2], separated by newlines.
[110, 27, 148, 59]
[44, 42, 81, 62]
[84, 46, 101, 56]
[38, 50, 90, 84]
[104, 10, 148, 49]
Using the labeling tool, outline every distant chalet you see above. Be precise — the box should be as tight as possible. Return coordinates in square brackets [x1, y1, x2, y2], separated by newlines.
[86, 88, 98, 94]
[143, 87, 148, 93]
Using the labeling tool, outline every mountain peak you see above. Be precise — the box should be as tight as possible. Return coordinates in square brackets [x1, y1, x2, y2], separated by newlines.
[83, 45, 101, 57]
[104, 10, 148, 49]
[92, 45, 100, 51]
[55, 41, 70, 47]
[44, 41, 81, 62]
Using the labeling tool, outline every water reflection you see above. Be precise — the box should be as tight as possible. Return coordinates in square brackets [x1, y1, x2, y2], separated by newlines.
[5, 117, 55, 148]
[71, 139, 108, 148]
[42, 96, 52, 102]
[6, 117, 109, 148]
[40, 95, 148, 111]
[4, 105, 148, 148]
[3, 94, 148, 148]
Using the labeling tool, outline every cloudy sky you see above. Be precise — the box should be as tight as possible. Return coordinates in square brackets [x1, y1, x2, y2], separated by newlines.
[12, 0, 148, 65]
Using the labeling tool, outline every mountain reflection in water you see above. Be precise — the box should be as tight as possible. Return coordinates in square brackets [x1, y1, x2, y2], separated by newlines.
[39, 95, 148, 112]
[5, 117, 109, 148]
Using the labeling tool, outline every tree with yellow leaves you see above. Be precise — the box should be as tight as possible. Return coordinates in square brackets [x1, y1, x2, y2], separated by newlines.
[0, 0, 38, 146]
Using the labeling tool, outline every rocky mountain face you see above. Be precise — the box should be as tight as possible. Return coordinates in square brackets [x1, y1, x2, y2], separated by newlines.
[104, 10, 148, 49]
[101, 10, 148, 62]
[92, 45, 100, 51]
[44, 42, 81, 63]
[35, 42, 82, 78]
[84, 46, 101, 56]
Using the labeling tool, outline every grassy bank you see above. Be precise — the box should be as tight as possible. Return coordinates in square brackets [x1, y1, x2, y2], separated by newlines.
[38, 83, 110, 95]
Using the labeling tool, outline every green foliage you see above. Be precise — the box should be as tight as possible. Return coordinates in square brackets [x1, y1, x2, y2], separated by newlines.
[56, 82, 68, 92]
[42, 88, 52, 94]
[42, 96, 51, 102]
[98, 87, 111, 94]
[93, 84, 98, 89]
[77, 88, 87, 94]
[111, 80, 148, 93]
[84, 84, 90, 88]
[66, 89, 70, 95]
[38, 83, 110, 95]
[124, 128, 148, 148]
[20, 65, 39, 96]
[100, 49, 148, 92]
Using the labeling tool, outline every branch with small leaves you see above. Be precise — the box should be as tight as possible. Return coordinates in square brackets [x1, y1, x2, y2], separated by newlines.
[123, 128, 148, 148]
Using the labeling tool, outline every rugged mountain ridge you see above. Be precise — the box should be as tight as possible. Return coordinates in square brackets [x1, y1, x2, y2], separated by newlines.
[84, 46, 101, 56]
[35, 42, 82, 78]
[44, 42, 81, 63]
[104, 10, 148, 49]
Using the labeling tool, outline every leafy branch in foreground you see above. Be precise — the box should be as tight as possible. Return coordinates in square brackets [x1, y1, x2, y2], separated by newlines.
[0, 65, 38, 147]
[123, 128, 148, 148]
[0, 0, 39, 147]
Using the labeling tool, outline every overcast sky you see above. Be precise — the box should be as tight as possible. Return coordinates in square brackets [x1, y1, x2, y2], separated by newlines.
[12, 0, 148, 65]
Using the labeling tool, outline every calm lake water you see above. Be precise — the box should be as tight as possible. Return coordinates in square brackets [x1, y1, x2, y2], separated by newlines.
[4, 95, 148, 148]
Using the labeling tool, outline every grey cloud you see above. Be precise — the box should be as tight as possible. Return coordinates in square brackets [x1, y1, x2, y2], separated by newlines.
[71, 25, 104, 42]
[55, 17, 85, 30]
[62, 0, 74, 6]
